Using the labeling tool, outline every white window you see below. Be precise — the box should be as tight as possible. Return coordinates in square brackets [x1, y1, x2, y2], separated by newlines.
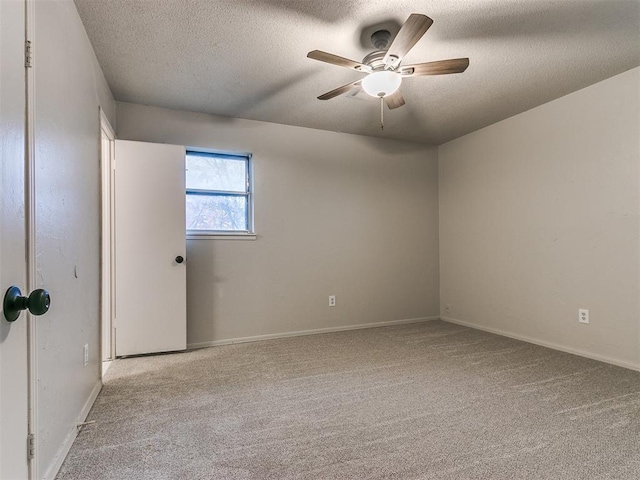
[185, 151, 253, 234]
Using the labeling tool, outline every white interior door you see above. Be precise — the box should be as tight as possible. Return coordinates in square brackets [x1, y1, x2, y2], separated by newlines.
[0, 0, 29, 478]
[115, 140, 187, 356]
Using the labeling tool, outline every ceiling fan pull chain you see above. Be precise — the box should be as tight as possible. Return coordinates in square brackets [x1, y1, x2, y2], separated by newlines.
[380, 96, 384, 131]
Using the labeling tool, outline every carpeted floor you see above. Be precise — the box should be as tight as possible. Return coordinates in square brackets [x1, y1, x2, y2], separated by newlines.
[56, 320, 640, 479]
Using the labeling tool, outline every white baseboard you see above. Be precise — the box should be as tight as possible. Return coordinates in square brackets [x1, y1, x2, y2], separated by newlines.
[187, 316, 439, 350]
[441, 316, 640, 373]
[43, 379, 103, 480]
[102, 360, 112, 377]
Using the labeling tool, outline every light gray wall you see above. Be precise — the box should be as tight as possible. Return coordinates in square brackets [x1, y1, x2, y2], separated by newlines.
[34, 0, 115, 477]
[116, 102, 440, 345]
[439, 67, 640, 370]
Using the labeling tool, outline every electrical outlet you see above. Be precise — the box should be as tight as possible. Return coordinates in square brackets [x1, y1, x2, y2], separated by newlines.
[329, 295, 336, 307]
[83, 344, 89, 366]
[445, 304, 452, 315]
[578, 309, 589, 324]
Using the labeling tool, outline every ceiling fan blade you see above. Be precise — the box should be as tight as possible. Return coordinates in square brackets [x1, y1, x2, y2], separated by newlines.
[384, 90, 405, 110]
[401, 58, 470, 76]
[307, 50, 368, 72]
[383, 14, 433, 68]
[317, 80, 362, 100]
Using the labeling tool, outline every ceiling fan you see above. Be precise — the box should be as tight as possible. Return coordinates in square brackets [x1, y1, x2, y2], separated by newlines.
[307, 13, 469, 127]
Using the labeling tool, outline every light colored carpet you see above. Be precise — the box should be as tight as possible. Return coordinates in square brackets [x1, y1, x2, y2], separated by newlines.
[56, 320, 640, 479]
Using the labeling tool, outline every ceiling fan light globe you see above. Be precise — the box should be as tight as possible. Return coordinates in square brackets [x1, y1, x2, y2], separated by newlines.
[361, 71, 402, 98]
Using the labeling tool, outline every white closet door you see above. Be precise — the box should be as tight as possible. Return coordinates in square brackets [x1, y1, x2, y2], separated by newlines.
[115, 140, 186, 356]
[0, 1, 29, 477]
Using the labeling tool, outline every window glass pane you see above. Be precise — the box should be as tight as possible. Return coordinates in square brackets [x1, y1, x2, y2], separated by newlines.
[186, 194, 248, 231]
[186, 154, 247, 192]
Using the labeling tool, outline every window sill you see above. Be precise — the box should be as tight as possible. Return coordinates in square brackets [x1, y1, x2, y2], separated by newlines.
[187, 232, 257, 241]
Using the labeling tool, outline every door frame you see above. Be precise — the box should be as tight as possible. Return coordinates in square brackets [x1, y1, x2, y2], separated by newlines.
[100, 108, 116, 371]
[25, 0, 38, 478]
[26, 0, 37, 475]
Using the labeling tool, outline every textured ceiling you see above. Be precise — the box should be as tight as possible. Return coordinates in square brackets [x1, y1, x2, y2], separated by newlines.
[75, 0, 640, 145]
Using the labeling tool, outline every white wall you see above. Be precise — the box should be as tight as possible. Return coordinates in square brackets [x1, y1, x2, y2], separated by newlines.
[439, 67, 640, 370]
[34, 1, 115, 477]
[116, 102, 440, 345]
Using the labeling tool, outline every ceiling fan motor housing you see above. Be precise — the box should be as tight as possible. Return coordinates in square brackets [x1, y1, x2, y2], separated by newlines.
[362, 51, 388, 71]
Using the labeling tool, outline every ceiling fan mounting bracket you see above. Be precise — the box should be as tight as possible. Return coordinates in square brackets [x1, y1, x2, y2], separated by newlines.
[385, 55, 401, 70]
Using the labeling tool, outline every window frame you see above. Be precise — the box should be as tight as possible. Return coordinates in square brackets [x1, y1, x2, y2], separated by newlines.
[185, 150, 255, 239]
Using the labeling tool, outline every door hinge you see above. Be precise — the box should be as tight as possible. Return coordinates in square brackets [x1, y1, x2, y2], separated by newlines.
[25, 40, 33, 68]
[27, 433, 35, 460]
